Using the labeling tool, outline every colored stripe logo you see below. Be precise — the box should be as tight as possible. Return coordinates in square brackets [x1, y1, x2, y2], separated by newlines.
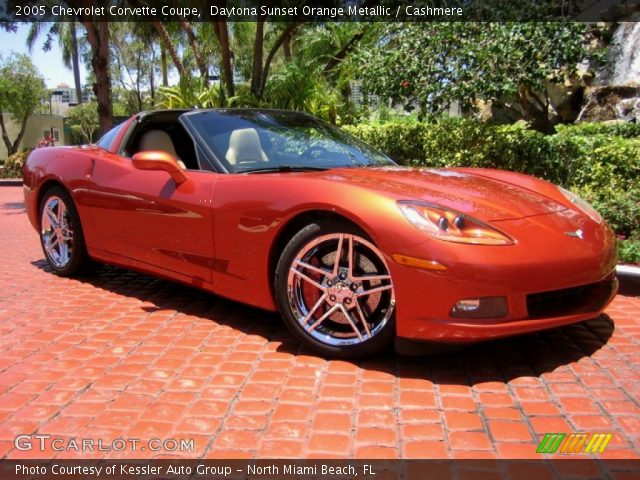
[537, 433, 612, 454]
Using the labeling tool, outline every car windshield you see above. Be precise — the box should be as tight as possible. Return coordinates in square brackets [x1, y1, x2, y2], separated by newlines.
[183, 110, 395, 173]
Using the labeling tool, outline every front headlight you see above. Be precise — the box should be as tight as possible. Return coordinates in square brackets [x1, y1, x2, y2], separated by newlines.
[557, 186, 602, 224]
[397, 201, 515, 246]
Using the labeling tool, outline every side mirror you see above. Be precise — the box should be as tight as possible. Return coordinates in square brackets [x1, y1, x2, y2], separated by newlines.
[132, 151, 188, 185]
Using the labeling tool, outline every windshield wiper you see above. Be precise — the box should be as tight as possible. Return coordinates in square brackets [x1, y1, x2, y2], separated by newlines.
[241, 165, 329, 174]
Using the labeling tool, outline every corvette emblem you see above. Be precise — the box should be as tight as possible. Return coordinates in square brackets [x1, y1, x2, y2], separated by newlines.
[565, 229, 584, 239]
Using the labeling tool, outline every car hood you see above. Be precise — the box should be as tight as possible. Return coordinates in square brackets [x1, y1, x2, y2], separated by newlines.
[316, 166, 566, 221]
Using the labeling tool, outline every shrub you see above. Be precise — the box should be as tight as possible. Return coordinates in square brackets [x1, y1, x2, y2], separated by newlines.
[619, 239, 640, 265]
[0, 149, 30, 178]
[555, 122, 640, 139]
[343, 121, 427, 165]
[566, 135, 640, 238]
[345, 118, 563, 181]
[344, 119, 640, 247]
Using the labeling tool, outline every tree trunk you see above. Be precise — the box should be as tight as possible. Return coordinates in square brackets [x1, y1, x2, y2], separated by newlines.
[70, 21, 83, 104]
[152, 21, 187, 81]
[84, 21, 113, 134]
[161, 45, 168, 86]
[180, 21, 209, 84]
[136, 52, 143, 112]
[283, 32, 292, 61]
[516, 84, 555, 134]
[0, 111, 28, 156]
[149, 44, 156, 105]
[259, 23, 299, 98]
[323, 28, 367, 75]
[0, 111, 14, 155]
[213, 21, 234, 98]
[250, 19, 265, 98]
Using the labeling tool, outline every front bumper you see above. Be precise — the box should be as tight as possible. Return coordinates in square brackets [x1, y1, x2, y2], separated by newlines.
[389, 211, 618, 343]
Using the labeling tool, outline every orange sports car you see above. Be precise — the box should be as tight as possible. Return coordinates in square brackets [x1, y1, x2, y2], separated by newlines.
[23, 109, 618, 357]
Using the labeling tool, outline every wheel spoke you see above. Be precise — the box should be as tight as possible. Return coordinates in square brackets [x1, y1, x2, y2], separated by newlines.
[293, 259, 330, 277]
[45, 206, 58, 229]
[290, 267, 326, 292]
[338, 304, 364, 341]
[301, 292, 328, 326]
[57, 201, 66, 225]
[45, 237, 58, 255]
[347, 234, 354, 278]
[307, 304, 339, 332]
[354, 301, 372, 338]
[356, 284, 394, 298]
[59, 241, 69, 265]
[332, 234, 344, 276]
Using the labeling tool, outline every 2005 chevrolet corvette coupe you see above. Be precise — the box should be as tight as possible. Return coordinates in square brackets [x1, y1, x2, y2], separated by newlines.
[23, 109, 618, 357]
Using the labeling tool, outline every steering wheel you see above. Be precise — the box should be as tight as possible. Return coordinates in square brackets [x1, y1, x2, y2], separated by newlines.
[301, 145, 329, 160]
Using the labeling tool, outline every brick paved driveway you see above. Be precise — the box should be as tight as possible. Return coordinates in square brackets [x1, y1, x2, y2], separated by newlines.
[0, 186, 638, 460]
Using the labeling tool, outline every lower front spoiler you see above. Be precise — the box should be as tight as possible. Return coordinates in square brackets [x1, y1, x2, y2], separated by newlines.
[395, 277, 618, 355]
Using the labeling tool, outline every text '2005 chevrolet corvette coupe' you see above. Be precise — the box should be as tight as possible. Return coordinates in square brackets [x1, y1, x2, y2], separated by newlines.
[23, 109, 618, 357]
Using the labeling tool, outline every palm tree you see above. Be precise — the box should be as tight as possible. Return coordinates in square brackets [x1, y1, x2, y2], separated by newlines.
[131, 23, 170, 89]
[27, 21, 84, 104]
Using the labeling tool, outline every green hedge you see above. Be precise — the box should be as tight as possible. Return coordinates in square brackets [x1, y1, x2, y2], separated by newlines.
[344, 118, 640, 263]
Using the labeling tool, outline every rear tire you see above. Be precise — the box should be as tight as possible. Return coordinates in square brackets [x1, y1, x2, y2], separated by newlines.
[39, 186, 94, 277]
[275, 219, 396, 358]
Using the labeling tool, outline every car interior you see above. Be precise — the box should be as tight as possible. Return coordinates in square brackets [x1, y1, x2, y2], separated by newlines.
[120, 110, 364, 174]
[122, 112, 202, 170]
[122, 111, 275, 172]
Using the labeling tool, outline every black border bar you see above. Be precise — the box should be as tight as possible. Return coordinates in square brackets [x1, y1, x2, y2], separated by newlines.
[3, 459, 640, 480]
[1, 1, 640, 23]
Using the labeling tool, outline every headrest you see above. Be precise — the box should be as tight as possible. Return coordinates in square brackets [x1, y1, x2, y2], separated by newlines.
[139, 130, 179, 159]
[226, 128, 268, 164]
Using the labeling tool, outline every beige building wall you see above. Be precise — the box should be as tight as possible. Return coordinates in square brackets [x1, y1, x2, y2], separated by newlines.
[0, 113, 66, 161]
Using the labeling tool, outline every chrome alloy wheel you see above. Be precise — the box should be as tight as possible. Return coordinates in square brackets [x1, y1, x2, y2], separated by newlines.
[41, 196, 74, 268]
[286, 233, 395, 346]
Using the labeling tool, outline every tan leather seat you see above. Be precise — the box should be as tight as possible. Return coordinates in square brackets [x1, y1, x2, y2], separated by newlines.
[138, 130, 186, 169]
[225, 128, 269, 165]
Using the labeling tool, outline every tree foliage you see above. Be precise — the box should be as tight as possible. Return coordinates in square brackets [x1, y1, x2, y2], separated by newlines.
[0, 54, 46, 155]
[155, 22, 379, 123]
[67, 101, 99, 143]
[358, 23, 589, 132]
[110, 23, 160, 112]
[157, 78, 227, 109]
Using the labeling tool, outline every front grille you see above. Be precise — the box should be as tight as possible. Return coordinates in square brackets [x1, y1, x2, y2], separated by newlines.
[526, 278, 615, 319]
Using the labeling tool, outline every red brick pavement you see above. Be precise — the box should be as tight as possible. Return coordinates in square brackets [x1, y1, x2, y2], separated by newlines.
[0, 186, 638, 459]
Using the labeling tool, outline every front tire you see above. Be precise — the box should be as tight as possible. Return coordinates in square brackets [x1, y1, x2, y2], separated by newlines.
[39, 186, 93, 277]
[275, 220, 396, 358]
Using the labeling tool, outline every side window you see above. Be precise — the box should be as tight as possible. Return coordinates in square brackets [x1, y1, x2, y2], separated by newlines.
[96, 124, 124, 150]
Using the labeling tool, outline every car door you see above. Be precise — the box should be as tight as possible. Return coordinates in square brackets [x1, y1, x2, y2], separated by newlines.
[86, 153, 217, 287]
